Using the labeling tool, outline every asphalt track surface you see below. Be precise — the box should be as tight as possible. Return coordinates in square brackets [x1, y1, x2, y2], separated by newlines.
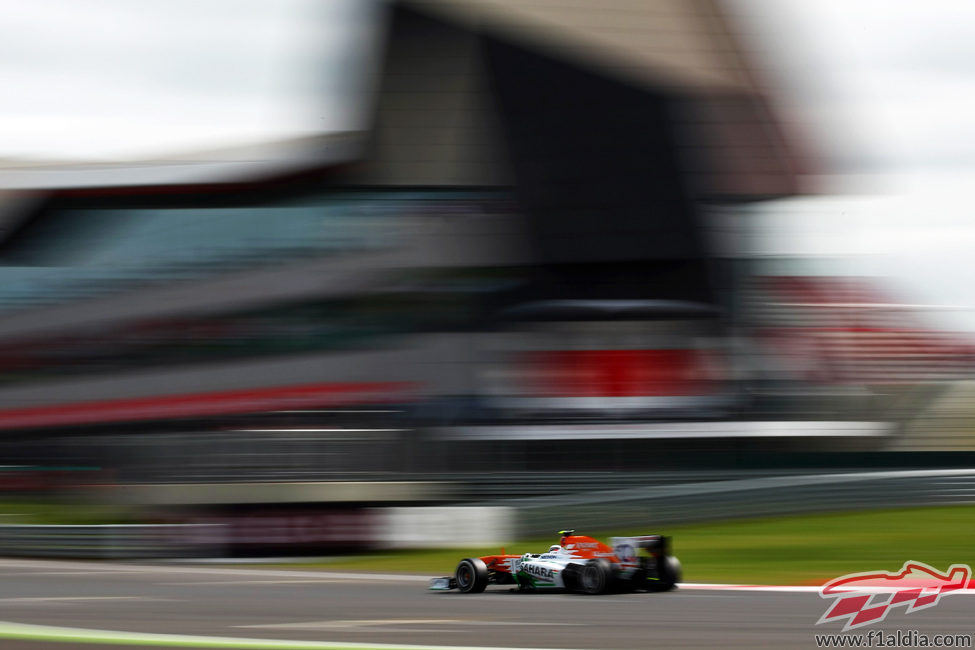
[0, 559, 973, 649]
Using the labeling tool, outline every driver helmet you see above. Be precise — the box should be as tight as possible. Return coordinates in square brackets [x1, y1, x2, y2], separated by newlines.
[548, 545, 561, 553]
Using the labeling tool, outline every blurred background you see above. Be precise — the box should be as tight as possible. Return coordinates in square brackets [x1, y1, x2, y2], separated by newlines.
[0, 0, 974, 558]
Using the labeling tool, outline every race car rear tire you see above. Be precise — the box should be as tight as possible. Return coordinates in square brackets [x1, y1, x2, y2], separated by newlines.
[579, 558, 612, 595]
[455, 558, 489, 593]
[648, 555, 681, 592]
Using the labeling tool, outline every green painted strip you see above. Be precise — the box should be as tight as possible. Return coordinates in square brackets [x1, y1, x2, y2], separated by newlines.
[0, 621, 554, 650]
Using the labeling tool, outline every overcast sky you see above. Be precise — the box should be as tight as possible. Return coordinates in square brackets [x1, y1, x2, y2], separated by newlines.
[0, 0, 972, 169]
[731, 0, 975, 174]
[729, 0, 975, 330]
[0, 0, 376, 161]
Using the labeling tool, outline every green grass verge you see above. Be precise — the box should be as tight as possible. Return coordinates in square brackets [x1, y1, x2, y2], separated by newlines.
[4, 501, 974, 585]
[0, 500, 138, 525]
[294, 506, 975, 585]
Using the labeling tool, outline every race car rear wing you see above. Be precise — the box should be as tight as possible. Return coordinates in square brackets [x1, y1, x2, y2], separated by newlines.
[611, 535, 671, 557]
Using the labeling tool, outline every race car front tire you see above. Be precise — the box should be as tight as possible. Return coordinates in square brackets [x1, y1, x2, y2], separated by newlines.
[455, 558, 489, 593]
[579, 559, 613, 595]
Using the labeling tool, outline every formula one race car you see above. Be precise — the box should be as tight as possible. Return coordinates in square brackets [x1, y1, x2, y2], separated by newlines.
[429, 530, 681, 594]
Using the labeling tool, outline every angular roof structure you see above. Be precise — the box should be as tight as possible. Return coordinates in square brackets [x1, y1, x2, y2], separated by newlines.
[352, 0, 807, 198]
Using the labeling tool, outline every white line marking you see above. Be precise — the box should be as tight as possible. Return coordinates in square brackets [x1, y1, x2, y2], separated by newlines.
[241, 620, 580, 630]
[7, 559, 972, 596]
[0, 596, 172, 603]
[0, 558, 429, 582]
[233, 429, 409, 433]
[0, 571, 106, 577]
[437, 421, 890, 440]
[158, 579, 360, 586]
[679, 583, 975, 594]
[679, 584, 822, 592]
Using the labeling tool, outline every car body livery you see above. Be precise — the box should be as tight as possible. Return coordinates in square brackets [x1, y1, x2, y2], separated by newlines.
[430, 530, 681, 594]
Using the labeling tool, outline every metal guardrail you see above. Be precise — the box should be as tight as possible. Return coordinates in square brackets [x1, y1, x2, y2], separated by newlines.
[2, 469, 975, 557]
[498, 468, 975, 537]
[0, 524, 225, 559]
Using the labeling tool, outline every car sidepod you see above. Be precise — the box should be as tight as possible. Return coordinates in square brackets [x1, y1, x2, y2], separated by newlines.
[514, 555, 568, 590]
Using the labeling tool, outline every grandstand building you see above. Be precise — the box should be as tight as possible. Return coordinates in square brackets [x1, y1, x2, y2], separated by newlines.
[0, 0, 811, 504]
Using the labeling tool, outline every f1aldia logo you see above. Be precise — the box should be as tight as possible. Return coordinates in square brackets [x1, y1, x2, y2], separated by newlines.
[817, 561, 971, 631]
